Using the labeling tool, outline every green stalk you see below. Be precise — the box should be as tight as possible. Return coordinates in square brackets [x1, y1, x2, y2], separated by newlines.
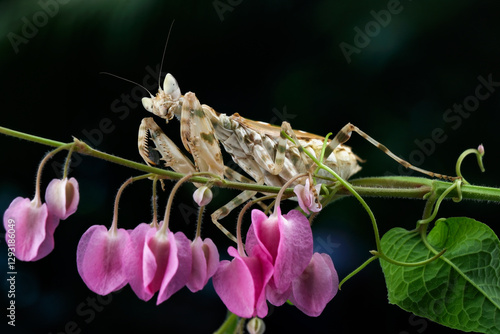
[2, 125, 500, 203]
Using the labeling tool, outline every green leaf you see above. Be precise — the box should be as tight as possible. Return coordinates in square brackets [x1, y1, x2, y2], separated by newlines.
[380, 217, 500, 333]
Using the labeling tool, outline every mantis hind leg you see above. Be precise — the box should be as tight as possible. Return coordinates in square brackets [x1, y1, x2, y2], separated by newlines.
[325, 123, 458, 181]
[210, 166, 264, 243]
[210, 189, 258, 243]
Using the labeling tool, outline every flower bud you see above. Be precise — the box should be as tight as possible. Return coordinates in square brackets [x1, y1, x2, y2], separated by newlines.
[193, 186, 213, 206]
[247, 317, 266, 334]
[478, 144, 485, 155]
[45, 177, 79, 220]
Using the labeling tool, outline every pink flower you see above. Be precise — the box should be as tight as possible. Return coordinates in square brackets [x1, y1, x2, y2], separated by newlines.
[290, 252, 339, 317]
[245, 207, 313, 305]
[3, 197, 58, 261]
[45, 177, 79, 220]
[124, 223, 192, 304]
[187, 236, 219, 292]
[293, 179, 322, 214]
[77, 225, 130, 295]
[212, 246, 273, 318]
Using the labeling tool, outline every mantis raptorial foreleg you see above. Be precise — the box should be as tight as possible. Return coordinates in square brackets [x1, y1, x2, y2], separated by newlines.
[180, 92, 224, 178]
[138, 117, 196, 174]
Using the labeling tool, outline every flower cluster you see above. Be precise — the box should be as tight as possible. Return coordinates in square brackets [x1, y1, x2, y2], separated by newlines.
[76, 221, 219, 303]
[213, 205, 338, 318]
[3, 169, 339, 319]
[3, 177, 79, 261]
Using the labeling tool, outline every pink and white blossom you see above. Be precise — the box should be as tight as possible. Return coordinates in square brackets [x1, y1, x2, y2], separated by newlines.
[212, 246, 273, 318]
[187, 236, 219, 292]
[293, 178, 322, 214]
[3, 197, 57, 261]
[124, 223, 192, 304]
[245, 207, 313, 305]
[77, 225, 130, 295]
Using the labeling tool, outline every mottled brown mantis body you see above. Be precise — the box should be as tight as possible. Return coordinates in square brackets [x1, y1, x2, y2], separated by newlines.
[137, 74, 455, 241]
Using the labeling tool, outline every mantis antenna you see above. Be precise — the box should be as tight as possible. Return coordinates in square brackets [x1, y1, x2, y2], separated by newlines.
[99, 72, 154, 97]
[100, 19, 175, 96]
[158, 20, 176, 87]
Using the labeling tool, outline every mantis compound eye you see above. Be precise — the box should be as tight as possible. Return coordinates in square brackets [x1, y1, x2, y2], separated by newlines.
[142, 97, 154, 113]
[163, 73, 181, 100]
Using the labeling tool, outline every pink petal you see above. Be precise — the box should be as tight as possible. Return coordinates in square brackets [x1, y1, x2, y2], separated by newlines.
[187, 237, 219, 292]
[274, 209, 314, 289]
[203, 238, 220, 280]
[214, 257, 254, 318]
[124, 223, 192, 304]
[293, 184, 309, 214]
[246, 208, 313, 295]
[45, 178, 79, 220]
[124, 223, 156, 301]
[3, 197, 48, 261]
[143, 229, 172, 295]
[157, 231, 192, 304]
[293, 179, 322, 214]
[245, 210, 278, 263]
[290, 253, 339, 317]
[77, 225, 130, 295]
[265, 283, 292, 306]
[187, 237, 207, 292]
[213, 247, 273, 318]
[32, 213, 60, 261]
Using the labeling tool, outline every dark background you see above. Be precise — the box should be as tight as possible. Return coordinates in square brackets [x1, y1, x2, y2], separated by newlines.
[1, 1, 500, 333]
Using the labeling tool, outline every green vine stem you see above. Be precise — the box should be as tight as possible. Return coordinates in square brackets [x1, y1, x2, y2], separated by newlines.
[339, 256, 378, 289]
[455, 146, 485, 184]
[2, 125, 500, 203]
[281, 131, 382, 252]
[418, 181, 461, 227]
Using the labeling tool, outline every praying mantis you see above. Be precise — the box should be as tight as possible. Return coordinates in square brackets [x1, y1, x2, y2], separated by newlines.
[136, 73, 456, 240]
